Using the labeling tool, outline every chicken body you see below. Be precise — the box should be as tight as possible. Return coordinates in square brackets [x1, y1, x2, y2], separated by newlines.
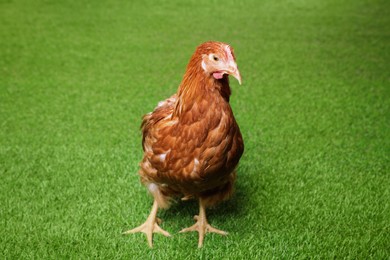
[124, 41, 244, 247]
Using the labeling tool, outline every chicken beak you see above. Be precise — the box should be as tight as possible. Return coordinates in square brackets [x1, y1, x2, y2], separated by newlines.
[228, 67, 242, 85]
[232, 69, 242, 85]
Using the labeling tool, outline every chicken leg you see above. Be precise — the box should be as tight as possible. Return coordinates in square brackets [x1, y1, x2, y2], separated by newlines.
[123, 200, 170, 247]
[179, 198, 227, 248]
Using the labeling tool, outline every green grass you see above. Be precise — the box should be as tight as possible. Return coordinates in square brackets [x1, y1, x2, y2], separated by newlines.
[1, 0, 389, 258]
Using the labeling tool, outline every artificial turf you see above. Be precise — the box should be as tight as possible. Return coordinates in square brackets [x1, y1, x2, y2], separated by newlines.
[1, 0, 389, 258]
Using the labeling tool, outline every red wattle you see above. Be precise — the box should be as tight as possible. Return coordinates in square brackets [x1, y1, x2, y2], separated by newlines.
[213, 72, 224, 79]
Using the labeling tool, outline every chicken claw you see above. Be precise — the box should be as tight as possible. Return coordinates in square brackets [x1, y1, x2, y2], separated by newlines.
[123, 200, 170, 247]
[179, 199, 227, 248]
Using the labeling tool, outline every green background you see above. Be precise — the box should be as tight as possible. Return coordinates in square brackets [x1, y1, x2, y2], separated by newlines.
[1, 0, 389, 258]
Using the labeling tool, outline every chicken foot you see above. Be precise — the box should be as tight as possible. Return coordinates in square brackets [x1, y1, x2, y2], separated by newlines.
[179, 198, 227, 248]
[123, 200, 170, 247]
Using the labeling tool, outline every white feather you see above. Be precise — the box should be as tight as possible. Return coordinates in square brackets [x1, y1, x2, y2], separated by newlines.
[201, 60, 207, 71]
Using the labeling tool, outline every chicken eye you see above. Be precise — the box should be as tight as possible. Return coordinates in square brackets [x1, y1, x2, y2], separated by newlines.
[213, 55, 219, 61]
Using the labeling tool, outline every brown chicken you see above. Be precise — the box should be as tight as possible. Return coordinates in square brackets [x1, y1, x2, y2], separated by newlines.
[124, 41, 244, 248]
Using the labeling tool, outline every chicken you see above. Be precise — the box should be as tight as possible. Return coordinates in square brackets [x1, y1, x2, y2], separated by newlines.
[123, 41, 244, 248]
